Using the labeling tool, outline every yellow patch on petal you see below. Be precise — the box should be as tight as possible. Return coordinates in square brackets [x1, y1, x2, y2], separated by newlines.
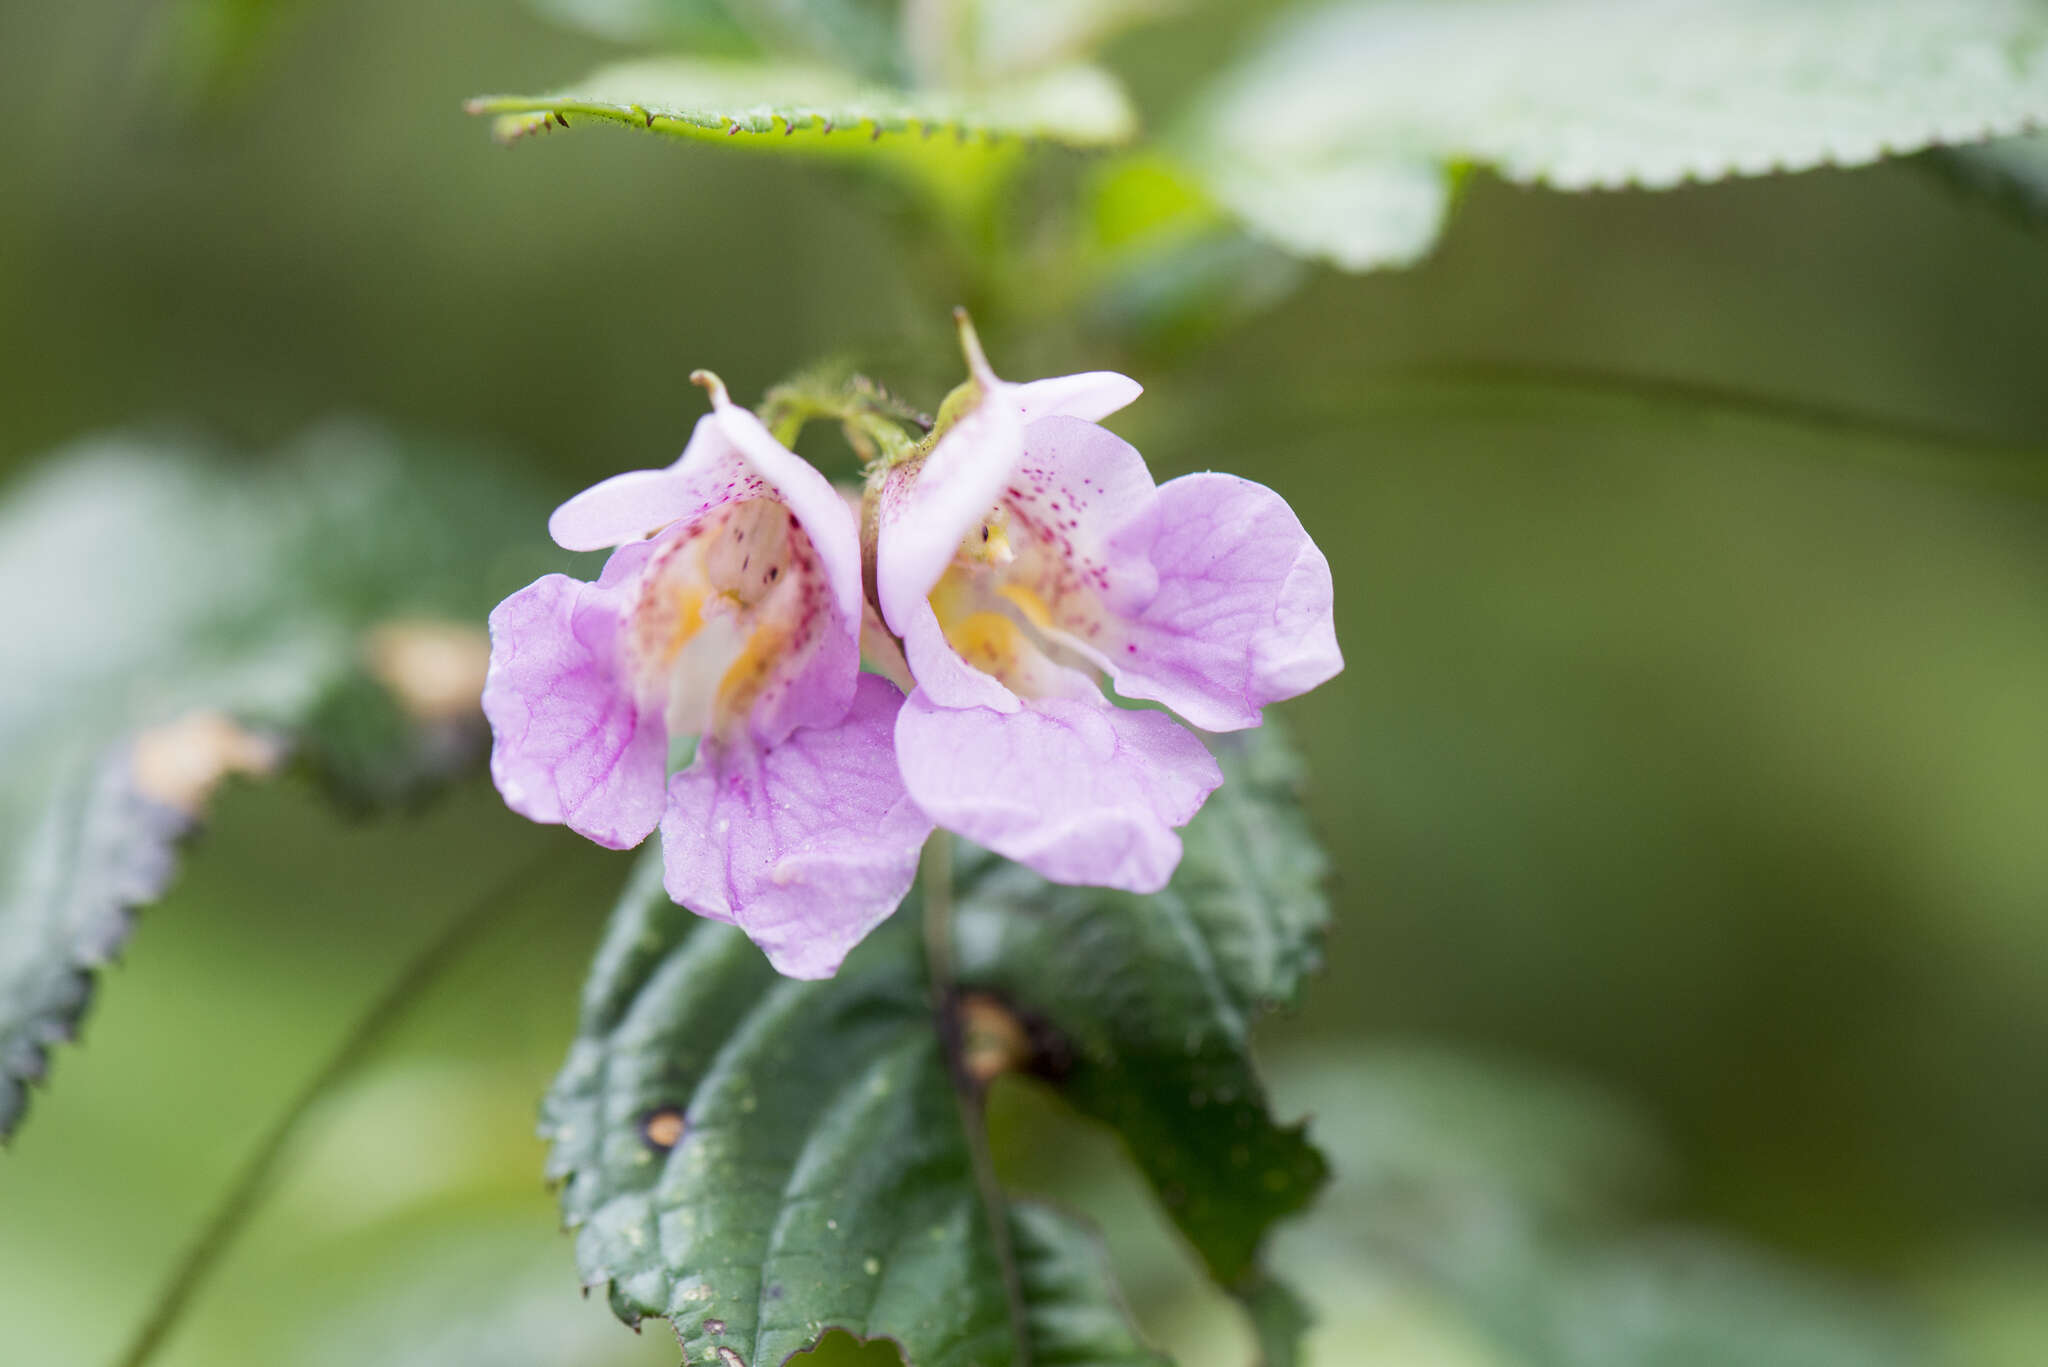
[716, 620, 790, 720]
[944, 610, 1030, 679]
[997, 582, 1055, 633]
[662, 586, 707, 662]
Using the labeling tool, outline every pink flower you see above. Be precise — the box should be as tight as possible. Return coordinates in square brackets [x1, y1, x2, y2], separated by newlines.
[874, 318, 1341, 892]
[484, 375, 930, 978]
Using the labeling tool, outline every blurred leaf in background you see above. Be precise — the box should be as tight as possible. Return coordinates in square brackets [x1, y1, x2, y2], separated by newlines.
[1179, 0, 2048, 270]
[2, 0, 2048, 1364]
[0, 424, 556, 1138]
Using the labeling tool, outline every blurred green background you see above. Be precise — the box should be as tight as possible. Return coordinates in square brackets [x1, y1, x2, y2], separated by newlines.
[4, 0, 2047, 1363]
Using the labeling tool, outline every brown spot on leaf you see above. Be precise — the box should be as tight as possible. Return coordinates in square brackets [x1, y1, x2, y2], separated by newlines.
[366, 619, 491, 722]
[131, 711, 281, 816]
[639, 1106, 686, 1151]
[957, 993, 1031, 1085]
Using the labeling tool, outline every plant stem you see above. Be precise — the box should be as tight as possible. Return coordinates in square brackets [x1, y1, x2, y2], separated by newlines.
[921, 833, 955, 992]
[922, 836, 1031, 1367]
[110, 845, 562, 1367]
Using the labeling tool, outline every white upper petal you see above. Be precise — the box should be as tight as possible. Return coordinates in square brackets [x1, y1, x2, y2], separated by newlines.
[1013, 371, 1143, 426]
[875, 385, 1028, 636]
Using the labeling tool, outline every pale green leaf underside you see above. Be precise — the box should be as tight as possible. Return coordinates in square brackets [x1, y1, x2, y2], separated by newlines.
[972, 0, 1170, 82]
[469, 58, 1136, 149]
[523, 0, 1164, 85]
[1187, 0, 2048, 270]
[527, 0, 905, 85]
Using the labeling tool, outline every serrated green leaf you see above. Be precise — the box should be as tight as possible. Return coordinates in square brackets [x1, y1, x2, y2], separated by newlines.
[1185, 0, 2048, 271]
[1164, 725, 1332, 1015]
[542, 855, 1167, 1367]
[0, 423, 552, 1138]
[952, 724, 1331, 1289]
[0, 750, 190, 1141]
[544, 726, 1335, 1361]
[467, 58, 1136, 151]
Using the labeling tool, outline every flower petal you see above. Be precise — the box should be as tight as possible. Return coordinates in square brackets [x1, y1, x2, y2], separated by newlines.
[548, 395, 864, 652]
[875, 389, 1028, 636]
[895, 691, 1221, 893]
[898, 594, 1022, 713]
[1002, 415, 1163, 622]
[483, 542, 667, 849]
[547, 414, 769, 553]
[1013, 370, 1143, 426]
[661, 674, 930, 979]
[1103, 473, 1342, 732]
[702, 389, 865, 643]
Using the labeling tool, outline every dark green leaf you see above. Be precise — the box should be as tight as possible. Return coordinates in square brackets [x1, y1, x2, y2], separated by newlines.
[544, 726, 1335, 1359]
[953, 724, 1331, 1286]
[1183, 0, 2048, 270]
[467, 58, 1136, 151]
[0, 423, 553, 1138]
[542, 856, 1165, 1367]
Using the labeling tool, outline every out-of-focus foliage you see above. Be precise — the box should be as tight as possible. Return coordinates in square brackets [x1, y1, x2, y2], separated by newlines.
[524, 0, 1168, 85]
[0, 425, 553, 1138]
[968, 0, 1170, 82]
[534, 0, 910, 84]
[1182, 0, 2048, 270]
[1135, 1050, 1918, 1367]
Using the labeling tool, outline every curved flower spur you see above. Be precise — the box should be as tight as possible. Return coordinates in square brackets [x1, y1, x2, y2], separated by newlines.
[871, 313, 1343, 892]
[483, 373, 930, 978]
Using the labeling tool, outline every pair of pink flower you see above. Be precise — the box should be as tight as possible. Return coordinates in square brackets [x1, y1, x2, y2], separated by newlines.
[483, 328, 1340, 978]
